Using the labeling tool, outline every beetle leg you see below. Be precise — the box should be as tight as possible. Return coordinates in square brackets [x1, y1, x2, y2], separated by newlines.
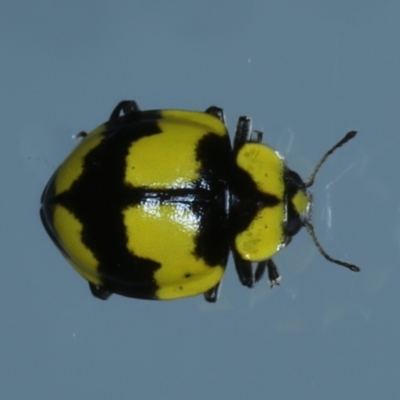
[89, 283, 112, 300]
[109, 100, 140, 121]
[76, 131, 88, 139]
[205, 106, 226, 124]
[255, 261, 266, 283]
[233, 116, 252, 150]
[253, 130, 264, 143]
[233, 251, 254, 288]
[266, 259, 281, 287]
[255, 259, 281, 287]
[204, 282, 221, 303]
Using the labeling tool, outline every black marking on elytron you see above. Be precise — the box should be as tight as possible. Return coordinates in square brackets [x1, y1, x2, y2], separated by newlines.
[192, 133, 231, 267]
[102, 109, 162, 138]
[54, 119, 165, 299]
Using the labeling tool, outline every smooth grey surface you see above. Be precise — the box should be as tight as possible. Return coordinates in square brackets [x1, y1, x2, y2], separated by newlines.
[2, 1, 399, 399]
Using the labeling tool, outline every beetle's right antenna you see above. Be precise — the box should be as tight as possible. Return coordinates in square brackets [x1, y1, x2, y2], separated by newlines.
[305, 131, 357, 188]
[303, 220, 360, 272]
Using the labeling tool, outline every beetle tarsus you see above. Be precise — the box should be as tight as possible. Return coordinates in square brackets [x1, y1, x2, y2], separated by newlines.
[89, 283, 112, 300]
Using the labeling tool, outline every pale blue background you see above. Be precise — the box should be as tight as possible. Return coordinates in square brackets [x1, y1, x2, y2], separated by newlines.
[2, 1, 399, 399]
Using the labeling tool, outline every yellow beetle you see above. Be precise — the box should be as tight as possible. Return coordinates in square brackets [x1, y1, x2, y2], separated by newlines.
[40, 100, 359, 302]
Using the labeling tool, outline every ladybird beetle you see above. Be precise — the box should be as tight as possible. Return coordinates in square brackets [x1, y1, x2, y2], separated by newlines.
[40, 100, 360, 302]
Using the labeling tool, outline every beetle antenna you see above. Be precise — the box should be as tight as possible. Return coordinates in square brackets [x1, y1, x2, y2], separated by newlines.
[303, 220, 360, 272]
[305, 131, 357, 188]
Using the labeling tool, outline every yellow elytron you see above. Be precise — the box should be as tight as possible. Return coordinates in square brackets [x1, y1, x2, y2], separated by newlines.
[40, 100, 360, 302]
